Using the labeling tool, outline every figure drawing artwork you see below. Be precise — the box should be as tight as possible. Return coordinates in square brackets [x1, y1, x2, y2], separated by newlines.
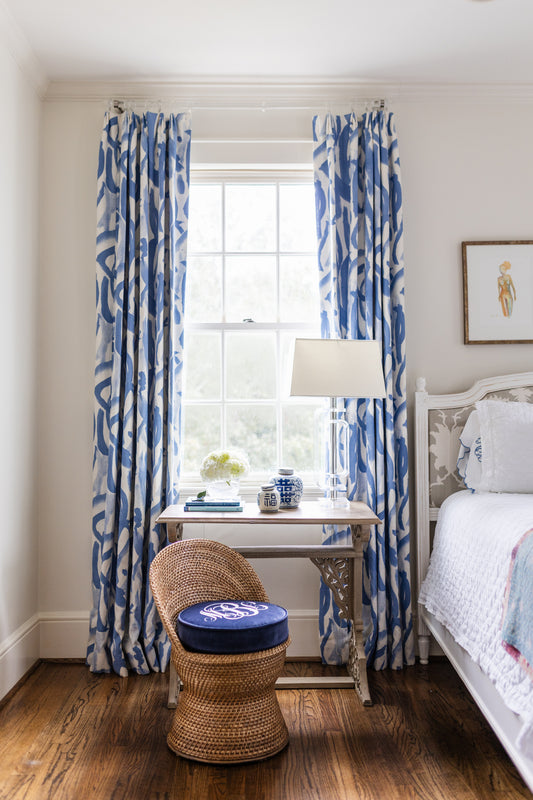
[498, 260, 516, 318]
[463, 241, 533, 344]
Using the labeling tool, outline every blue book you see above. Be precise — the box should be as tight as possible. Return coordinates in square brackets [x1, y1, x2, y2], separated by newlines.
[184, 504, 244, 513]
[185, 496, 242, 507]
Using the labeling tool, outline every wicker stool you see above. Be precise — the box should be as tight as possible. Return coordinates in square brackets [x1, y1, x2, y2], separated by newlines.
[149, 539, 290, 763]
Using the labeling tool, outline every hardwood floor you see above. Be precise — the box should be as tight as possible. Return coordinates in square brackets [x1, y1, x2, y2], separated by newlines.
[0, 660, 530, 800]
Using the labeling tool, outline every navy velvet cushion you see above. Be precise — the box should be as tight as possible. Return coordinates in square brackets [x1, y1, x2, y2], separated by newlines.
[176, 600, 289, 654]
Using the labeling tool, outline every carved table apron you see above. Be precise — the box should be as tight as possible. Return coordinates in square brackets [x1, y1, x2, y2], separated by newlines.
[156, 501, 378, 708]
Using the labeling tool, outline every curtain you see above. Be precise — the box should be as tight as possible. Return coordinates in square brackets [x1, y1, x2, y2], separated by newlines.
[87, 111, 191, 675]
[313, 110, 414, 670]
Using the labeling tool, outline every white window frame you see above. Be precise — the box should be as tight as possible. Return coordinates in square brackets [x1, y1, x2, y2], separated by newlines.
[180, 167, 322, 498]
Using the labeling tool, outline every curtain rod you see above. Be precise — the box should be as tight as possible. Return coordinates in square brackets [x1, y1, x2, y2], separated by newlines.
[110, 98, 388, 114]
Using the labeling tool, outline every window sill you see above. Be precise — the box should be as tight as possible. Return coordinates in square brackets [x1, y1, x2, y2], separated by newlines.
[177, 477, 323, 503]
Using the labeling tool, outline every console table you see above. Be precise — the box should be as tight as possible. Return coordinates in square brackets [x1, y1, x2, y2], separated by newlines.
[156, 500, 379, 707]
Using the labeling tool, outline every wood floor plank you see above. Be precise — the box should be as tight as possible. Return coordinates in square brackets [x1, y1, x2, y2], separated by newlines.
[0, 661, 530, 800]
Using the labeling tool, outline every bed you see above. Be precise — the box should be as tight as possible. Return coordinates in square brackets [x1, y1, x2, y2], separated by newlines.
[415, 371, 533, 792]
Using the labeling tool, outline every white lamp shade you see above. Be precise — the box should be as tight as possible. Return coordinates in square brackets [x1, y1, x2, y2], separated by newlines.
[290, 338, 386, 398]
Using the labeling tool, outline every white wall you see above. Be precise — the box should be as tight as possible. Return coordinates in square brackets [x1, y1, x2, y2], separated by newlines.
[37, 100, 100, 657]
[0, 34, 41, 697]
[34, 90, 533, 666]
[399, 99, 533, 396]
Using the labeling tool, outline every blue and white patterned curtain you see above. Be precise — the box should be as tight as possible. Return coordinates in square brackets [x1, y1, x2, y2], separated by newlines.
[313, 110, 414, 670]
[87, 111, 191, 675]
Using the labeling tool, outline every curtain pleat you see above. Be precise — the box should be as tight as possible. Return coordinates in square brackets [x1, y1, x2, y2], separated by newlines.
[313, 111, 414, 669]
[87, 111, 191, 675]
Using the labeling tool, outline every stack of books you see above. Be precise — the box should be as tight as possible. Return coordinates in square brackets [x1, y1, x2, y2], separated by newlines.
[183, 497, 244, 512]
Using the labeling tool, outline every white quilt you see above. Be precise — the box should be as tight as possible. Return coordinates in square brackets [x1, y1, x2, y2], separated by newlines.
[419, 490, 533, 754]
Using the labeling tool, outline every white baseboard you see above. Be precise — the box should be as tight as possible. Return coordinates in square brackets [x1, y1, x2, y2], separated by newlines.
[39, 611, 91, 659]
[0, 614, 40, 700]
[286, 610, 321, 658]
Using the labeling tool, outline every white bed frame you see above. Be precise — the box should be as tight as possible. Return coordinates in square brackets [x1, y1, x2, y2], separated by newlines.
[415, 371, 533, 793]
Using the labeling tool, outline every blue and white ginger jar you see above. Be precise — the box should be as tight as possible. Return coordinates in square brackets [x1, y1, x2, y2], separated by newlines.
[270, 468, 303, 508]
[257, 484, 280, 513]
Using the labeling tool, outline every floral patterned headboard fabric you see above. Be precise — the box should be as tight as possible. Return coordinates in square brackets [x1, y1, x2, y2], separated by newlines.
[428, 386, 533, 510]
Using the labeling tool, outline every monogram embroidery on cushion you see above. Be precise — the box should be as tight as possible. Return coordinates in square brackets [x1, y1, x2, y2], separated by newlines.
[199, 602, 269, 621]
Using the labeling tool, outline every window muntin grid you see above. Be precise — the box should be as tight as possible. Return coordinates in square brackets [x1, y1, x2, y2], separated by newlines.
[182, 172, 322, 482]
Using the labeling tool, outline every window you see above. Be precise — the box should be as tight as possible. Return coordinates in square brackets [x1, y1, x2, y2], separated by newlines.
[181, 171, 321, 483]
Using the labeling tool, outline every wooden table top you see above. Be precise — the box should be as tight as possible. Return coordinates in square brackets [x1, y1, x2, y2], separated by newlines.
[157, 500, 379, 527]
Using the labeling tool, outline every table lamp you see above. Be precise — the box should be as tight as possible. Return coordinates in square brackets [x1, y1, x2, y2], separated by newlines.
[290, 338, 386, 507]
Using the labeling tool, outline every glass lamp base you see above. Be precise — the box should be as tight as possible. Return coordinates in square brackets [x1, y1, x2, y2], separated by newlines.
[314, 400, 350, 511]
[318, 494, 349, 509]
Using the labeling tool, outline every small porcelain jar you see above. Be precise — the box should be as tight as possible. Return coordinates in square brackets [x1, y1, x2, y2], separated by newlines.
[257, 483, 280, 513]
[270, 468, 303, 508]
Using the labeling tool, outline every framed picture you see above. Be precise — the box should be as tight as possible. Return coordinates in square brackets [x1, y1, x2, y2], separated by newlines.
[462, 240, 533, 344]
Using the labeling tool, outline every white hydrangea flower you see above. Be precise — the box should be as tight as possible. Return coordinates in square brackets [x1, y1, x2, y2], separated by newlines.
[199, 449, 250, 482]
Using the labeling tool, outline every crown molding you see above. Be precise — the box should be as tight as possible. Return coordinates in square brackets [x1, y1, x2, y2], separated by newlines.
[0, 1, 48, 97]
[44, 77, 394, 105]
[44, 76, 533, 106]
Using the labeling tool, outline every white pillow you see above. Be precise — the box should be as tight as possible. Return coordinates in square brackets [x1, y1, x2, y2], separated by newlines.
[476, 399, 533, 493]
[456, 410, 483, 491]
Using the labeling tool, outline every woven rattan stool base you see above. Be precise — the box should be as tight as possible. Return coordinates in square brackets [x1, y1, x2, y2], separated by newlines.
[167, 640, 289, 764]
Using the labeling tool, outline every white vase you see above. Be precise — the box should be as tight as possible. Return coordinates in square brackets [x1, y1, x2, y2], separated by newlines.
[206, 479, 240, 500]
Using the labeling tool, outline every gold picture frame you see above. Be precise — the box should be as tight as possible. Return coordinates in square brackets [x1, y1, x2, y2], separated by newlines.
[462, 240, 533, 344]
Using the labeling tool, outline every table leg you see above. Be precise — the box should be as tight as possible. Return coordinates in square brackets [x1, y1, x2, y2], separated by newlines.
[310, 553, 372, 706]
[164, 522, 183, 707]
[167, 661, 180, 709]
[348, 554, 372, 706]
[167, 522, 183, 544]
[347, 624, 372, 706]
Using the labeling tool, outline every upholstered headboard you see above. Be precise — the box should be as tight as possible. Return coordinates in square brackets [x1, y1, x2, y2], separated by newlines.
[425, 383, 533, 511]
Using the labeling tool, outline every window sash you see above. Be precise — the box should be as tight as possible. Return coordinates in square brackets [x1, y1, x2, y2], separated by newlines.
[182, 170, 320, 487]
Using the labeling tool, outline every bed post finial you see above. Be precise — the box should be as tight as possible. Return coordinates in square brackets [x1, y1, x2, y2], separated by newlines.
[416, 377, 427, 393]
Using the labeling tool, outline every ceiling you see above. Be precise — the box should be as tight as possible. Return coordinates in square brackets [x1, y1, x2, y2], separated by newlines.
[4, 0, 533, 87]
